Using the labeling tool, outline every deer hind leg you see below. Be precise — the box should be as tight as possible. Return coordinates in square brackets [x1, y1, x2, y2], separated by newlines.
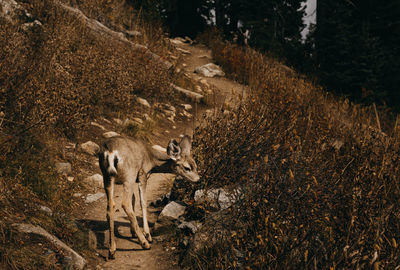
[138, 169, 152, 242]
[104, 175, 116, 260]
[121, 179, 151, 250]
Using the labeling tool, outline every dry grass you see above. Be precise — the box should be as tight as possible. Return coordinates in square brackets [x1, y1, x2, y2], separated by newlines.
[183, 31, 400, 269]
[0, 0, 175, 268]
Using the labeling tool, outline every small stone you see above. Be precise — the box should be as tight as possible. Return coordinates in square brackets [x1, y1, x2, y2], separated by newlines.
[200, 79, 209, 87]
[167, 116, 175, 123]
[113, 118, 123, 125]
[67, 176, 74, 182]
[181, 104, 192, 111]
[84, 174, 103, 188]
[85, 193, 105, 203]
[39, 205, 53, 216]
[159, 201, 186, 221]
[103, 131, 119, 138]
[80, 141, 100, 156]
[136, 97, 151, 108]
[194, 63, 225, 78]
[176, 47, 191, 55]
[183, 110, 192, 118]
[73, 193, 82, 197]
[56, 162, 72, 175]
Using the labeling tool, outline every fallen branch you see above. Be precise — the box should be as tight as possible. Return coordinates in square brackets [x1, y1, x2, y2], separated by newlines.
[13, 223, 87, 270]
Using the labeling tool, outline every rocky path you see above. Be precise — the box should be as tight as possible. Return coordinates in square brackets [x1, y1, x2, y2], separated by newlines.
[79, 38, 247, 270]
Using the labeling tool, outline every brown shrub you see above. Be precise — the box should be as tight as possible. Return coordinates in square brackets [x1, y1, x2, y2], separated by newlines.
[187, 35, 400, 269]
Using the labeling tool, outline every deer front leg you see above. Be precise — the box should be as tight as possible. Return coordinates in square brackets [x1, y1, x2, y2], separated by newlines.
[121, 180, 151, 250]
[104, 176, 116, 260]
[138, 169, 152, 242]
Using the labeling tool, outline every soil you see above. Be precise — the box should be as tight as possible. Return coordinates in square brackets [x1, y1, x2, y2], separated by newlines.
[80, 40, 246, 270]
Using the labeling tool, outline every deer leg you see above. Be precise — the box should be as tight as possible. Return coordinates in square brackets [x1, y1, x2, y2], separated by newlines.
[104, 175, 116, 260]
[138, 169, 152, 242]
[121, 180, 151, 250]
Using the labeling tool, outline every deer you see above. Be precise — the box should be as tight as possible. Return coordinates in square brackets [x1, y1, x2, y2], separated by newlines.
[98, 135, 200, 259]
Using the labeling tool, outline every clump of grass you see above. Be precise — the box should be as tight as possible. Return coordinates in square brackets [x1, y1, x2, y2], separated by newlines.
[184, 33, 400, 269]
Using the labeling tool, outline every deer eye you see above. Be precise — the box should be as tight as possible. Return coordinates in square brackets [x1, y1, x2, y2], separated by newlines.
[183, 165, 191, 172]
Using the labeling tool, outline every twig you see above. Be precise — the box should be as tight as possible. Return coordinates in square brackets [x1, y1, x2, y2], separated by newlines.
[373, 103, 381, 132]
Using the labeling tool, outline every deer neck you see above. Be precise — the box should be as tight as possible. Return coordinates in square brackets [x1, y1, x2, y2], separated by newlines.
[147, 147, 175, 174]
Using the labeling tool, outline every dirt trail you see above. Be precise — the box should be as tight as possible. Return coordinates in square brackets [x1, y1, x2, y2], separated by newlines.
[82, 41, 247, 270]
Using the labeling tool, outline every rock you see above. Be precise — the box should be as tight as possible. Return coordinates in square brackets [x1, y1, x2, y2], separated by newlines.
[56, 162, 72, 175]
[183, 110, 192, 118]
[159, 201, 186, 221]
[171, 84, 204, 103]
[73, 193, 82, 197]
[176, 47, 191, 55]
[199, 79, 209, 87]
[13, 223, 87, 269]
[194, 63, 225, 78]
[136, 97, 151, 108]
[181, 104, 192, 111]
[178, 220, 202, 234]
[163, 109, 175, 118]
[84, 174, 103, 188]
[167, 116, 175, 123]
[90, 121, 106, 130]
[170, 38, 184, 45]
[80, 141, 100, 155]
[85, 193, 105, 203]
[21, 20, 42, 31]
[103, 131, 119, 138]
[184, 36, 194, 44]
[39, 205, 53, 216]
[153, 201, 186, 236]
[194, 188, 236, 210]
[67, 176, 74, 182]
[113, 118, 123, 125]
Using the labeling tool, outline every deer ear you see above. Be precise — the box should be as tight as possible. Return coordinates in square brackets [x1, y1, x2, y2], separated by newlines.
[167, 139, 181, 161]
[179, 135, 192, 156]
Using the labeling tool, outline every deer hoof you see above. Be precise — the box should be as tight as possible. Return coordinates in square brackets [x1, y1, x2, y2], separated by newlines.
[142, 241, 151, 250]
[107, 250, 116, 260]
[145, 233, 153, 243]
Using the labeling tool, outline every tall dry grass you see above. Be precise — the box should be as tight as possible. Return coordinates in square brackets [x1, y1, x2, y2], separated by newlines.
[185, 31, 400, 269]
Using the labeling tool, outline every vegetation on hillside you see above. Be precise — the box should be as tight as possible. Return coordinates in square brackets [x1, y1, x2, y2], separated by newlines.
[185, 31, 400, 269]
[0, 0, 174, 268]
